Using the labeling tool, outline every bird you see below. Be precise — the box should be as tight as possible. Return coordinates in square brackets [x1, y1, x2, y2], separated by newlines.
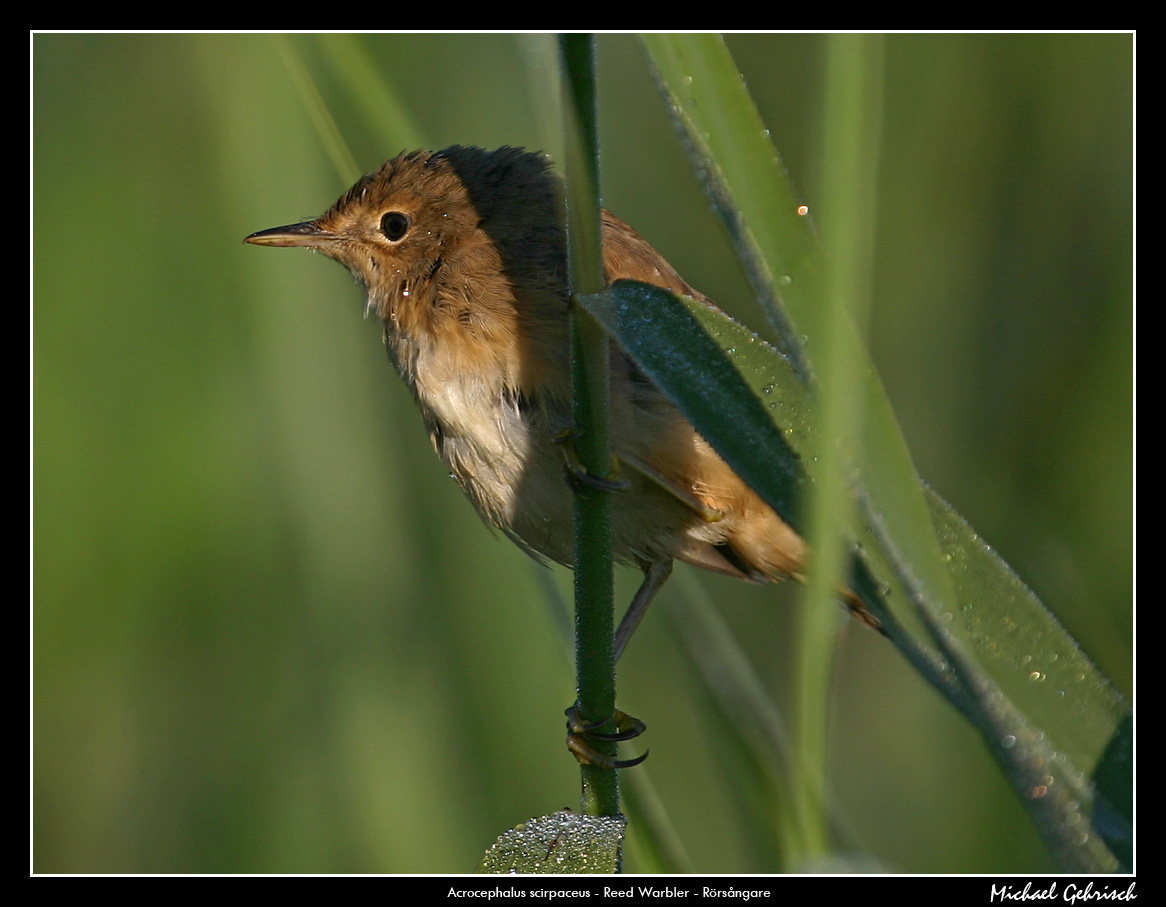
[245, 145, 876, 667]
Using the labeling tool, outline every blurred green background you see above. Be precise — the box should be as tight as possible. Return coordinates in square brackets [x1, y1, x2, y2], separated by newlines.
[33, 33, 1132, 874]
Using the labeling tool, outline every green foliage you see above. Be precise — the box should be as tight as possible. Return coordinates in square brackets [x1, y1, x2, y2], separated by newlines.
[478, 810, 625, 873]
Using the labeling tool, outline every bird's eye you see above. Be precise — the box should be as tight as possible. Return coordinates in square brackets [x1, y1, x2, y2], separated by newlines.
[380, 211, 410, 242]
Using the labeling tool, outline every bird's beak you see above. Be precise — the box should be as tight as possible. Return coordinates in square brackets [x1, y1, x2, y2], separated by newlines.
[244, 221, 335, 248]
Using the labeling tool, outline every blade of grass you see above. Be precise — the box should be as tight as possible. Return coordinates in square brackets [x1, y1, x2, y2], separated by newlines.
[273, 36, 362, 186]
[641, 32, 952, 641]
[783, 34, 886, 863]
[309, 34, 428, 151]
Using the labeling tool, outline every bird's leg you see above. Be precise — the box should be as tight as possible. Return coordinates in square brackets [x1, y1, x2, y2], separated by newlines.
[614, 559, 673, 662]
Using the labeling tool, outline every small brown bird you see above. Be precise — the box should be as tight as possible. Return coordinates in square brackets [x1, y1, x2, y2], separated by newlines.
[246, 145, 870, 659]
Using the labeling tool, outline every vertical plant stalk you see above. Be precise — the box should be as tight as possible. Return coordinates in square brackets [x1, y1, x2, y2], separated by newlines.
[789, 34, 885, 863]
[559, 34, 619, 818]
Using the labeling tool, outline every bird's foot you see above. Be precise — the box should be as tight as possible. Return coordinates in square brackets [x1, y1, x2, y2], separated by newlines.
[553, 430, 629, 494]
[565, 705, 648, 770]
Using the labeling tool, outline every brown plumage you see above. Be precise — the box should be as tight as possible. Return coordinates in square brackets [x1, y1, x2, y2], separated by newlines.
[246, 145, 870, 657]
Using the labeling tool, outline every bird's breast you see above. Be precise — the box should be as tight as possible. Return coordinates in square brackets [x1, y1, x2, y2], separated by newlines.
[403, 338, 577, 564]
